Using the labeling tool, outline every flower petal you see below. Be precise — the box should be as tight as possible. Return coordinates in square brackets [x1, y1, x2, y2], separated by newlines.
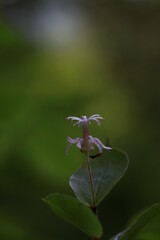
[67, 116, 81, 122]
[94, 141, 103, 153]
[73, 121, 81, 127]
[94, 138, 112, 150]
[76, 140, 82, 149]
[66, 137, 83, 155]
[66, 143, 72, 155]
[89, 114, 101, 118]
[89, 118, 101, 125]
[67, 136, 74, 143]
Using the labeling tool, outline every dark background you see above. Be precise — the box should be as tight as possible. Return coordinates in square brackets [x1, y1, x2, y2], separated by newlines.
[0, 0, 160, 239]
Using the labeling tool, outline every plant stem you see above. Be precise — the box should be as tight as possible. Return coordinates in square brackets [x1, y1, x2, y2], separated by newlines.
[90, 205, 98, 217]
[85, 153, 99, 240]
[85, 153, 96, 207]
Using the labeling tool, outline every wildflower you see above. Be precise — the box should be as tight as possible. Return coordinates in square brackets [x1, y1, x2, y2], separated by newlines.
[66, 114, 111, 155]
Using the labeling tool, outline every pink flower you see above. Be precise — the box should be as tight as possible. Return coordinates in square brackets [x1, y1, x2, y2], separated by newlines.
[66, 114, 111, 155]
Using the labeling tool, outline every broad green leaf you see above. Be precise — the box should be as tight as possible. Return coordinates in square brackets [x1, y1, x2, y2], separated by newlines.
[69, 148, 129, 206]
[43, 193, 102, 238]
[110, 201, 160, 240]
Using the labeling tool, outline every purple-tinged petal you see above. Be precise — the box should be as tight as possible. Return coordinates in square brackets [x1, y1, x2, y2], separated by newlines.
[89, 118, 101, 125]
[66, 137, 83, 155]
[89, 114, 101, 118]
[67, 116, 81, 122]
[67, 136, 75, 143]
[66, 143, 72, 155]
[76, 140, 82, 149]
[73, 121, 81, 127]
[93, 140, 103, 153]
[94, 137, 112, 150]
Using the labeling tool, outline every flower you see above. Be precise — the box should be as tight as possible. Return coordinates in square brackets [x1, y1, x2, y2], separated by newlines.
[67, 114, 103, 127]
[66, 114, 112, 155]
[67, 114, 103, 139]
[66, 135, 112, 155]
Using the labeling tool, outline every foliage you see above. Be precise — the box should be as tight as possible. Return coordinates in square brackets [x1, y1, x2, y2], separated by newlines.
[43, 193, 102, 238]
[69, 149, 128, 206]
[44, 145, 160, 239]
[44, 148, 129, 239]
[110, 202, 160, 240]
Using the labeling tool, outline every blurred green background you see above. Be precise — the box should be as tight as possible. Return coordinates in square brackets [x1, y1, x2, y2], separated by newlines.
[0, 0, 160, 239]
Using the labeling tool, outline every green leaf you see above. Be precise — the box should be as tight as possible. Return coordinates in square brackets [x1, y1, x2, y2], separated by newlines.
[110, 201, 160, 240]
[69, 148, 129, 206]
[43, 193, 102, 238]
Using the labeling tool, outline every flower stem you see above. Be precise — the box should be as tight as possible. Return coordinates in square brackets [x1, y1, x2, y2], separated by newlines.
[85, 153, 99, 240]
[85, 152, 96, 207]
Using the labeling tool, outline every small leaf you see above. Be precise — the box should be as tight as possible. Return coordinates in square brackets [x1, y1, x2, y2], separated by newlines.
[110, 201, 160, 240]
[43, 193, 102, 238]
[69, 148, 129, 206]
